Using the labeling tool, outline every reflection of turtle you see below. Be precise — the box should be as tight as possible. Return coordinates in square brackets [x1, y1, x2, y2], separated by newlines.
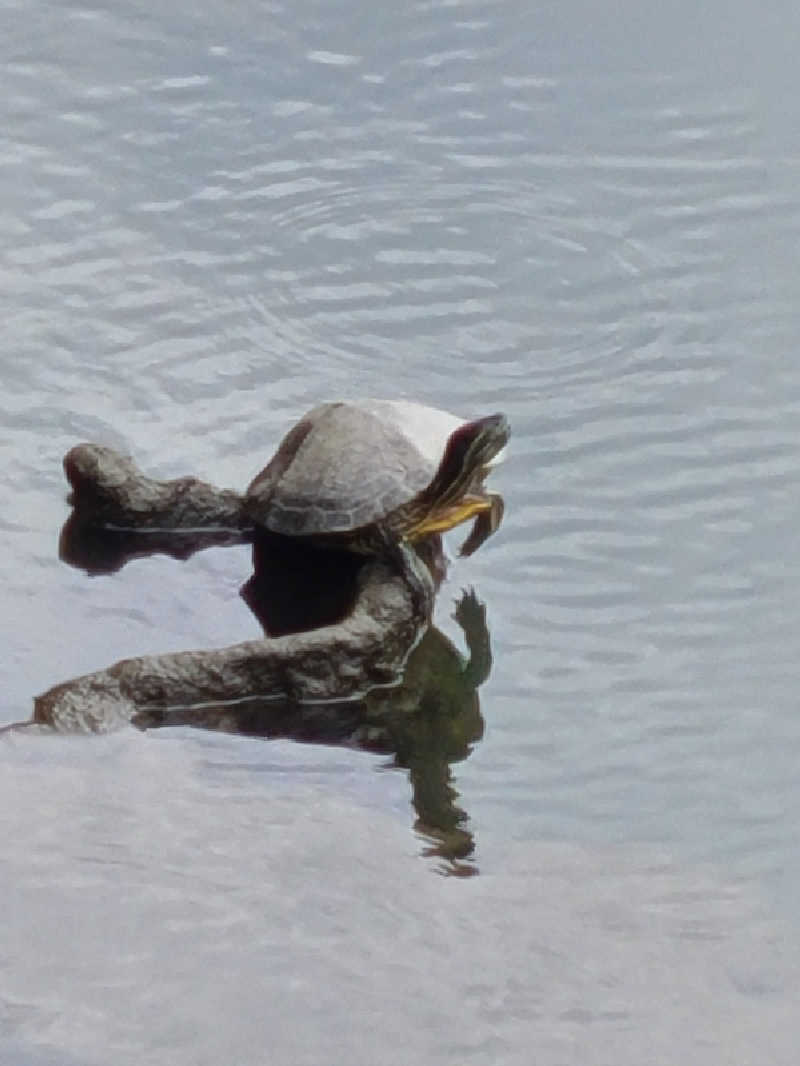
[245, 400, 509, 559]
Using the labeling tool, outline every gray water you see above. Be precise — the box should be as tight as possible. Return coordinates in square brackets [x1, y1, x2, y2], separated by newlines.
[3, 0, 800, 1061]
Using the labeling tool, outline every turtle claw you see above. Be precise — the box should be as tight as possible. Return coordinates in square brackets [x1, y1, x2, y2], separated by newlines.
[458, 493, 504, 557]
[452, 587, 485, 630]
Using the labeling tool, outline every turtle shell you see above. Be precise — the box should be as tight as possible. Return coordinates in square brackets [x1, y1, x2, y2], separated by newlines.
[244, 401, 462, 537]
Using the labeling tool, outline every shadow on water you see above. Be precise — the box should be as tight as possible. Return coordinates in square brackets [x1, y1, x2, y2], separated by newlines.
[26, 457, 495, 875]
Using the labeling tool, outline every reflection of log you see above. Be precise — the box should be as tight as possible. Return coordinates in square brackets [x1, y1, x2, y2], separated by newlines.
[59, 507, 249, 575]
[33, 557, 431, 734]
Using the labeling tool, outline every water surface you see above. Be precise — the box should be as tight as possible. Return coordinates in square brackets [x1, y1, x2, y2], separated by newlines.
[3, 0, 800, 1061]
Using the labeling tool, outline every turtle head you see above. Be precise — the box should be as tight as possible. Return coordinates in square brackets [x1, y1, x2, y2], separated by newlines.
[404, 413, 509, 541]
[448, 413, 509, 479]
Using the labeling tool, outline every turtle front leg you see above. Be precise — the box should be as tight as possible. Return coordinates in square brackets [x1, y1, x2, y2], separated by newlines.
[453, 587, 492, 687]
[458, 493, 504, 557]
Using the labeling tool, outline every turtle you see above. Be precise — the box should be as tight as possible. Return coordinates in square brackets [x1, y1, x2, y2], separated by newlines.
[244, 399, 509, 562]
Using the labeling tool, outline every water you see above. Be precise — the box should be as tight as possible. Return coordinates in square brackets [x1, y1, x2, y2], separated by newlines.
[3, 0, 800, 1061]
